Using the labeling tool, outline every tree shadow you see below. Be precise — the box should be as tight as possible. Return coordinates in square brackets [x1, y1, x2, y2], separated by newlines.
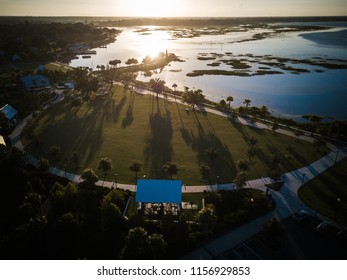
[196, 130, 236, 183]
[144, 108, 173, 179]
[122, 92, 135, 128]
[112, 95, 127, 123]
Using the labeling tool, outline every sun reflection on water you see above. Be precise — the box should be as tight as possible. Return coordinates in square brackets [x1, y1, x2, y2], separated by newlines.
[131, 26, 172, 60]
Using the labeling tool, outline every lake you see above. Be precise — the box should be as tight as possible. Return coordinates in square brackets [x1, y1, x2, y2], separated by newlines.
[69, 22, 347, 120]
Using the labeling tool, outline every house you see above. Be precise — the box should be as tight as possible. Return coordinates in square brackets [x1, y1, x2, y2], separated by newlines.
[0, 104, 18, 128]
[20, 75, 50, 91]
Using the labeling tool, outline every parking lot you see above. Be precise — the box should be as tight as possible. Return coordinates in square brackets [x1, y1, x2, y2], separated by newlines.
[220, 215, 347, 260]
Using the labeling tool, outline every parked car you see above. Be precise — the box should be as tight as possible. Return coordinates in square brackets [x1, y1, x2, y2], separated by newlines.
[316, 221, 343, 236]
[292, 210, 309, 221]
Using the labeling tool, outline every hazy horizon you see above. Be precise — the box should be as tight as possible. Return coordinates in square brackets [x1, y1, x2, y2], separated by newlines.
[1, 0, 346, 17]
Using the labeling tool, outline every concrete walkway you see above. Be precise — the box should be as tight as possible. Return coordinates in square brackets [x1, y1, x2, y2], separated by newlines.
[9, 84, 347, 260]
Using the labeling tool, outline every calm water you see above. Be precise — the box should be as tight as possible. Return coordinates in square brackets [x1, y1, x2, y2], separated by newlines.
[69, 23, 347, 120]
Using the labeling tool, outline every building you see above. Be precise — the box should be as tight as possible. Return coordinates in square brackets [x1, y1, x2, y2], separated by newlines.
[20, 75, 50, 91]
[0, 104, 18, 127]
[136, 179, 182, 216]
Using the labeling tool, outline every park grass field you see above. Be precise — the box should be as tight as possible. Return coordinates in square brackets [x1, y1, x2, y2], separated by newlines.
[298, 157, 347, 226]
[22, 84, 328, 185]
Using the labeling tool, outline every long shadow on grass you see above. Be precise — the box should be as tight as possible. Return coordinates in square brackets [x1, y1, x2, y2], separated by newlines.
[144, 108, 173, 179]
[182, 114, 236, 183]
[113, 95, 127, 123]
[122, 91, 135, 128]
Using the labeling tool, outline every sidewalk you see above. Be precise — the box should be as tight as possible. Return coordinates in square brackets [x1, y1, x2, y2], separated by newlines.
[9, 84, 347, 260]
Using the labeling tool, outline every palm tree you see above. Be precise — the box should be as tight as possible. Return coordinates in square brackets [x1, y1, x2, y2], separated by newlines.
[130, 159, 142, 180]
[150, 78, 165, 98]
[243, 98, 251, 110]
[172, 83, 177, 92]
[98, 157, 113, 186]
[226, 96, 233, 109]
[163, 161, 179, 179]
[182, 88, 205, 110]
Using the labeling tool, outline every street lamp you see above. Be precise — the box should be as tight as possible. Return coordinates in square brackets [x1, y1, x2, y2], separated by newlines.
[301, 173, 306, 186]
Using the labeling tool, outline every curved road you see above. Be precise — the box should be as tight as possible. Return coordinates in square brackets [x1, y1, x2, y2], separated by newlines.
[9, 87, 347, 259]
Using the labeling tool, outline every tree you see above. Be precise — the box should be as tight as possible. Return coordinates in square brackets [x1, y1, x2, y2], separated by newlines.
[150, 78, 165, 98]
[121, 227, 148, 259]
[302, 114, 323, 133]
[147, 234, 167, 260]
[196, 204, 217, 239]
[98, 157, 112, 186]
[313, 136, 326, 151]
[70, 151, 82, 169]
[130, 159, 142, 180]
[246, 146, 256, 163]
[199, 161, 210, 183]
[243, 98, 251, 110]
[101, 188, 127, 210]
[163, 161, 179, 179]
[271, 121, 279, 134]
[38, 157, 50, 174]
[260, 105, 269, 116]
[81, 168, 99, 186]
[294, 129, 303, 141]
[48, 145, 61, 161]
[233, 172, 248, 189]
[125, 58, 139, 65]
[248, 136, 258, 147]
[109, 59, 121, 68]
[182, 88, 205, 110]
[172, 83, 177, 92]
[226, 96, 233, 109]
[237, 159, 250, 173]
[219, 99, 227, 108]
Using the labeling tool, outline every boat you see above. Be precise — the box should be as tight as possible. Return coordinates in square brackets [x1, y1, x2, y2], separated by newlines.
[82, 55, 91, 59]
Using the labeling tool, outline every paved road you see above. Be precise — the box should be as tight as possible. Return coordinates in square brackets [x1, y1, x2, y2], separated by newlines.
[9, 85, 347, 260]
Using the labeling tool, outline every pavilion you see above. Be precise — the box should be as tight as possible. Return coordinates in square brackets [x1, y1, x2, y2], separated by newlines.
[136, 179, 182, 215]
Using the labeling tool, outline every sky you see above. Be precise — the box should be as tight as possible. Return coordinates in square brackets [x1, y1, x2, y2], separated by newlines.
[0, 0, 346, 17]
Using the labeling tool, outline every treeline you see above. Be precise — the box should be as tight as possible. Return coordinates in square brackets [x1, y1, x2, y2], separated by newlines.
[0, 21, 118, 62]
[96, 16, 347, 27]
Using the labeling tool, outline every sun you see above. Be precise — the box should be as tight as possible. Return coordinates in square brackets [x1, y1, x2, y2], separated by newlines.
[120, 0, 179, 17]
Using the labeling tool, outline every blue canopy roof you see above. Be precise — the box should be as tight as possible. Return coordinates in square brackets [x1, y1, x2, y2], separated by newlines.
[0, 104, 17, 120]
[136, 179, 182, 203]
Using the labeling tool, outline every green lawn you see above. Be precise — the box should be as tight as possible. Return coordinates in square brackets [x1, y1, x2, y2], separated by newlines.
[298, 157, 347, 226]
[22, 84, 328, 185]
